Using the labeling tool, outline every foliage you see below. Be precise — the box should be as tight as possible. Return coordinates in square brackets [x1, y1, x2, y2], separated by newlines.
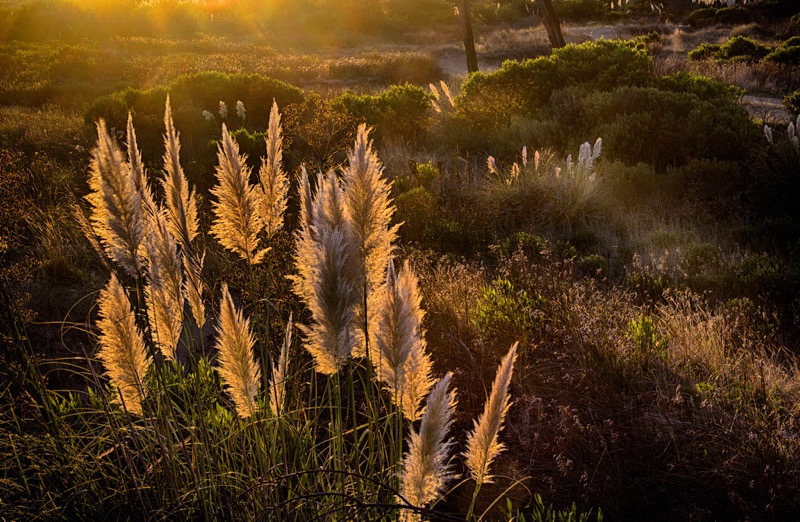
[475, 277, 543, 338]
[332, 84, 432, 143]
[457, 39, 653, 136]
[786, 90, 800, 114]
[552, 0, 608, 21]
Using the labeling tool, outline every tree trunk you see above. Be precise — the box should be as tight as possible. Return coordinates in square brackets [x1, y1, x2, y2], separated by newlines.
[538, 0, 566, 49]
[458, 0, 479, 73]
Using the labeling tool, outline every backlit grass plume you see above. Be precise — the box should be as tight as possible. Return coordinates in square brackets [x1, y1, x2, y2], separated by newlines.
[126, 113, 156, 222]
[299, 227, 358, 375]
[162, 97, 205, 327]
[342, 124, 399, 356]
[463, 342, 518, 485]
[96, 273, 150, 415]
[375, 259, 433, 420]
[293, 169, 359, 374]
[270, 313, 292, 416]
[86, 120, 144, 278]
[215, 283, 261, 418]
[162, 96, 199, 250]
[144, 211, 184, 361]
[291, 169, 350, 307]
[211, 123, 268, 265]
[400, 373, 457, 521]
[257, 100, 288, 238]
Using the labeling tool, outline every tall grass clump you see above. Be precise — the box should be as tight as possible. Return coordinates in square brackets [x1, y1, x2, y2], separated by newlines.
[464, 342, 518, 517]
[4, 98, 532, 521]
[215, 283, 260, 418]
[95, 273, 151, 414]
[400, 372, 457, 521]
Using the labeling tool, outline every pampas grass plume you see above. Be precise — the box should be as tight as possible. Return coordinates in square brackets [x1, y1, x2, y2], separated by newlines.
[270, 313, 292, 416]
[211, 123, 267, 264]
[161, 97, 205, 327]
[144, 211, 184, 360]
[299, 227, 358, 375]
[463, 342, 518, 485]
[162, 96, 199, 249]
[342, 124, 399, 355]
[258, 100, 289, 238]
[375, 259, 433, 420]
[96, 273, 150, 415]
[215, 283, 261, 418]
[400, 372, 457, 521]
[87, 119, 144, 277]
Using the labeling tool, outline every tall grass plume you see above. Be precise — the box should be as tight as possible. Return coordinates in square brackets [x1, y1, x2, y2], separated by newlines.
[400, 373, 457, 521]
[96, 273, 151, 414]
[215, 283, 261, 418]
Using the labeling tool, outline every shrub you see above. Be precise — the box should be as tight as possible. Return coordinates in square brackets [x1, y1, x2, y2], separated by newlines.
[332, 83, 432, 143]
[716, 36, 771, 62]
[474, 277, 543, 342]
[656, 71, 742, 102]
[552, 0, 607, 20]
[580, 86, 757, 169]
[764, 45, 800, 65]
[785, 90, 800, 114]
[457, 39, 652, 135]
[688, 43, 722, 61]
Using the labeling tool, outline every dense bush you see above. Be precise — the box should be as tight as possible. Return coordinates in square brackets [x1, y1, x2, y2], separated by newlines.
[457, 40, 653, 137]
[689, 36, 772, 62]
[552, 0, 607, 20]
[332, 84, 432, 143]
[786, 90, 800, 114]
[765, 44, 800, 65]
[85, 71, 305, 178]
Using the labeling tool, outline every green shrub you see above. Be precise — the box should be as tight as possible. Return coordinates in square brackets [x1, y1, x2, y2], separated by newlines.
[688, 43, 721, 61]
[501, 232, 546, 259]
[629, 315, 668, 357]
[784, 90, 800, 114]
[474, 277, 543, 341]
[717, 36, 771, 62]
[681, 242, 721, 277]
[332, 83, 432, 143]
[552, 0, 607, 20]
[656, 71, 742, 102]
[578, 253, 608, 278]
[457, 39, 652, 135]
[764, 45, 800, 65]
[782, 36, 800, 48]
[576, 87, 756, 169]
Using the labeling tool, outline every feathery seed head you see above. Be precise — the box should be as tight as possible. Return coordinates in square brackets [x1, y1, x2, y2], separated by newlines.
[126, 114, 157, 231]
[257, 100, 289, 238]
[300, 227, 358, 375]
[400, 372, 457, 520]
[236, 100, 246, 120]
[219, 101, 228, 119]
[184, 250, 206, 328]
[87, 119, 145, 277]
[211, 123, 267, 264]
[342, 124, 399, 355]
[215, 283, 261, 418]
[144, 210, 184, 360]
[162, 96, 199, 249]
[764, 124, 774, 144]
[463, 342, 518, 485]
[269, 313, 292, 416]
[375, 258, 432, 420]
[96, 273, 150, 414]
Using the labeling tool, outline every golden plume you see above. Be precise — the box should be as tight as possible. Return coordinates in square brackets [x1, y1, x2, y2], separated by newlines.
[215, 283, 261, 418]
[96, 273, 151, 414]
